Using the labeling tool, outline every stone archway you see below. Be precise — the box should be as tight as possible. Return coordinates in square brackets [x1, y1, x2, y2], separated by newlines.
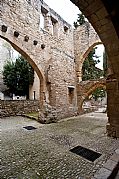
[77, 79, 106, 112]
[74, 22, 102, 82]
[0, 34, 46, 109]
[0, 0, 78, 120]
[71, 0, 119, 137]
[79, 42, 103, 81]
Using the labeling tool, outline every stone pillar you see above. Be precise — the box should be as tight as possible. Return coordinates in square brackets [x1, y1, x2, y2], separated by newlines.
[106, 78, 119, 138]
[39, 80, 46, 111]
[76, 70, 82, 82]
[44, 13, 52, 34]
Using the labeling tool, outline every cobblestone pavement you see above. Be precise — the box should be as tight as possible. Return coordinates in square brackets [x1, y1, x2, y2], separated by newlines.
[1, 112, 119, 179]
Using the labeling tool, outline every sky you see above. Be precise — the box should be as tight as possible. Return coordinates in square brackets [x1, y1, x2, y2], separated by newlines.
[44, 0, 104, 70]
[44, 0, 79, 26]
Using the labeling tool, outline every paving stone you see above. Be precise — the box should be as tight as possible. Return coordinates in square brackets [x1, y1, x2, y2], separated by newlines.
[1, 114, 119, 178]
[103, 159, 117, 170]
[93, 168, 112, 179]
[110, 153, 119, 162]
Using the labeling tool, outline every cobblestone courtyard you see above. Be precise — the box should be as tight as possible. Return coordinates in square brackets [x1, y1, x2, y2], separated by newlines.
[1, 112, 119, 179]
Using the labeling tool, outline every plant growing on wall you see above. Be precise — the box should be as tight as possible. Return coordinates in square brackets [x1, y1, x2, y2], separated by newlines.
[3, 56, 34, 98]
[74, 13, 86, 28]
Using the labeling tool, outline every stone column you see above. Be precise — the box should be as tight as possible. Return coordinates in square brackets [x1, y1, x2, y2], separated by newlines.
[106, 78, 119, 138]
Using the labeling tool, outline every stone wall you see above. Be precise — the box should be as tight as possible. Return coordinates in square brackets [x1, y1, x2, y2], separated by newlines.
[0, 100, 39, 117]
[0, 0, 77, 119]
[0, 0, 105, 120]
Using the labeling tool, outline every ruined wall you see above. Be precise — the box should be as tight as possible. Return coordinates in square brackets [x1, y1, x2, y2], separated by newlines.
[0, 0, 77, 119]
[0, 100, 39, 117]
[0, 0, 106, 121]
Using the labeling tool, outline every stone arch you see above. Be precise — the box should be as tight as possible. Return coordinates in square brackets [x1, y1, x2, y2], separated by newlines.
[77, 79, 106, 112]
[71, 0, 119, 137]
[72, 0, 119, 80]
[74, 23, 102, 82]
[79, 42, 103, 81]
[0, 34, 46, 109]
[81, 42, 102, 63]
[81, 83, 106, 109]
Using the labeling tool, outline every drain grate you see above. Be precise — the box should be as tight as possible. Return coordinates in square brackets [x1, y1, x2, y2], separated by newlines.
[23, 126, 37, 130]
[70, 146, 102, 162]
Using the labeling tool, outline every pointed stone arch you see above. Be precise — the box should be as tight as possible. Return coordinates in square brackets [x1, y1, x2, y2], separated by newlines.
[74, 23, 102, 82]
[79, 42, 103, 81]
[0, 34, 46, 109]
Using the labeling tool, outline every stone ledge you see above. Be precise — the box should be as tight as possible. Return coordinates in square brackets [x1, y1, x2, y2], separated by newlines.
[92, 148, 119, 179]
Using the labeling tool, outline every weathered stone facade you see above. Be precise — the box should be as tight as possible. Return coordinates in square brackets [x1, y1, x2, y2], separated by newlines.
[0, 0, 77, 120]
[0, 0, 104, 115]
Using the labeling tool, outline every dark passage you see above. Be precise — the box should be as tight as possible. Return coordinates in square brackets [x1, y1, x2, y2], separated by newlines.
[70, 146, 102, 162]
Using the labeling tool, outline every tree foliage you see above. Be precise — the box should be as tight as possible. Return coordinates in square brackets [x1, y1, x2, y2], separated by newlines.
[82, 47, 103, 81]
[74, 13, 86, 28]
[92, 88, 106, 101]
[82, 48, 105, 99]
[3, 56, 34, 97]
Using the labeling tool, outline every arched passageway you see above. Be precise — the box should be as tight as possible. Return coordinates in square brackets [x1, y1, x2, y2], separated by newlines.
[0, 35, 46, 109]
[74, 22, 102, 82]
[77, 79, 106, 112]
[71, 0, 119, 137]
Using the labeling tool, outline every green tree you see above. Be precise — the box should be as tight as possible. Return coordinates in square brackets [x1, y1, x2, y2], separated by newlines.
[3, 56, 34, 97]
[82, 47, 104, 81]
[92, 88, 106, 101]
[74, 13, 86, 28]
[82, 48, 105, 100]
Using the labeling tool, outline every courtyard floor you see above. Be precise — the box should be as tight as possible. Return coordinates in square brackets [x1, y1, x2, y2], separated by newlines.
[1, 112, 119, 179]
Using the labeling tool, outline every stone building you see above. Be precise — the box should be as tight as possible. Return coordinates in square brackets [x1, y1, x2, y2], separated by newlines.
[2, 0, 118, 137]
[0, 0, 78, 118]
[0, 0, 103, 117]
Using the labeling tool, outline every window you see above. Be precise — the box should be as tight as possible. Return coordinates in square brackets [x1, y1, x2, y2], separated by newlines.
[64, 26, 69, 33]
[51, 16, 58, 36]
[40, 13, 45, 29]
[68, 86, 74, 104]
